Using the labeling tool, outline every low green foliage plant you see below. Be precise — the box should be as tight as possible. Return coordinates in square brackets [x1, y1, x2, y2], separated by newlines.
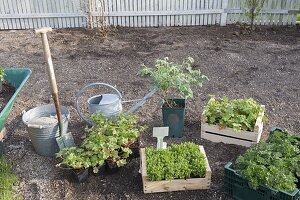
[57, 113, 145, 173]
[203, 96, 265, 132]
[146, 142, 206, 181]
[236, 130, 300, 192]
[0, 156, 19, 200]
[139, 57, 208, 107]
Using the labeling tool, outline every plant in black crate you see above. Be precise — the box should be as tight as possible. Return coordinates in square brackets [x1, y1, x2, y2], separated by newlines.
[139, 57, 208, 137]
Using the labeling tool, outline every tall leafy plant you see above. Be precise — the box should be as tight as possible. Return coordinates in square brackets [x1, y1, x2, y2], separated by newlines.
[243, 0, 266, 29]
[139, 57, 208, 108]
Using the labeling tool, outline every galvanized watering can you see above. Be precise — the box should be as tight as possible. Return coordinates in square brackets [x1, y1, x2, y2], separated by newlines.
[76, 83, 155, 125]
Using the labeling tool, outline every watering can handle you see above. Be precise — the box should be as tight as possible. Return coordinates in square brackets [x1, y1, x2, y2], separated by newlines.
[75, 83, 122, 125]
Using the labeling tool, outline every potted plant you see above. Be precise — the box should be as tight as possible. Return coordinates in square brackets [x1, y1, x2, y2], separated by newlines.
[56, 113, 145, 178]
[87, 113, 145, 173]
[224, 129, 300, 200]
[56, 147, 95, 182]
[139, 57, 208, 137]
[201, 96, 266, 147]
[140, 142, 212, 193]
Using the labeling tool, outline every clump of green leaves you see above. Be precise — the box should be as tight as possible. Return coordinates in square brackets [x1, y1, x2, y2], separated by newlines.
[203, 96, 265, 132]
[146, 142, 206, 181]
[57, 113, 145, 173]
[56, 146, 105, 172]
[139, 57, 208, 107]
[0, 67, 5, 82]
[0, 156, 19, 200]
[236, 130, 300, 192]
[243, 0, 266, 29]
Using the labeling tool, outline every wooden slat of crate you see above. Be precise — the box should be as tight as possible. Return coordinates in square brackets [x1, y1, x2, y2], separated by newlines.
[140, 145, 212, 194]
[201, 105, 265, 147]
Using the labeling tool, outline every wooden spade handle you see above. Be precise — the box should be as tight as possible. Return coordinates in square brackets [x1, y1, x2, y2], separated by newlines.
[35, 27, 63, 136]
[34, 27, 52, 34]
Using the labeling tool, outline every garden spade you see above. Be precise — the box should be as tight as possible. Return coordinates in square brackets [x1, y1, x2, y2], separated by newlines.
[35, 27, 75, 150]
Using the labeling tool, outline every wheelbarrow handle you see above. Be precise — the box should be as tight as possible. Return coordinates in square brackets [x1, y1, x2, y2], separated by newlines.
[75, 83, 122, 126]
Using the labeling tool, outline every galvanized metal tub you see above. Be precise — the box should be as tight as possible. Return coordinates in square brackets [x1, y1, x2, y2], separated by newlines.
[22, 104, 70, 157]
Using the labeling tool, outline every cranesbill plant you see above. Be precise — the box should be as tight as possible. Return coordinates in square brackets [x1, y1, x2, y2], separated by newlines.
[203, 96, 265, 132]
[57, 113, 145, 173]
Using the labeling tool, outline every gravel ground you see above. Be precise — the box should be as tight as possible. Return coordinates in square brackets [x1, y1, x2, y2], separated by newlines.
[0, 25, 299, 200]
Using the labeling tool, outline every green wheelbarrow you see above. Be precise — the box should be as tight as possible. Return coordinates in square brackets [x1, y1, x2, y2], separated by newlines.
[0, 68, 32, 154]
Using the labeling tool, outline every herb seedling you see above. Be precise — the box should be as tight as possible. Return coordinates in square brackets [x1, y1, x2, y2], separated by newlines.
[146, 142, 206, 181]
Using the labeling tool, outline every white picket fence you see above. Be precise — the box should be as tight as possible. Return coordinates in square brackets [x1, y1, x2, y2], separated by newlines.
[0, 0, 299, 29]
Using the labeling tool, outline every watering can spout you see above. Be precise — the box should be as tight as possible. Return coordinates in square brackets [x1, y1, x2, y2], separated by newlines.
[127, 90, 156, 114]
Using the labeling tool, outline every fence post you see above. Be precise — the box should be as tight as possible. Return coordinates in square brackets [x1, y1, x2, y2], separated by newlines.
[221, 0, 229, 26]
[87, 0, 94, 28]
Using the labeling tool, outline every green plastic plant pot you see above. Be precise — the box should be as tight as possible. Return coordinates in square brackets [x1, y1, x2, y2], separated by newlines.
[162, 99, 186, 138]
[0, 68, 32, 132]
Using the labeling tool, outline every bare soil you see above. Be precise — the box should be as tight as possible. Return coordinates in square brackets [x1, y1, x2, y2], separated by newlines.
[0, 82, 15, 113]
[0, 25, 299, 200]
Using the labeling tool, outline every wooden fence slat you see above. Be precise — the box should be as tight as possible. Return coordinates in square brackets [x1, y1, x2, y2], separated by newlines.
[0, 0, 299, 29]
[0, 0, 6, 29]
[282, 0, 288, 25]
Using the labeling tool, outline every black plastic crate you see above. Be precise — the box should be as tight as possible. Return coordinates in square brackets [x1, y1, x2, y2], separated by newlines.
[224, 162, 300, 200]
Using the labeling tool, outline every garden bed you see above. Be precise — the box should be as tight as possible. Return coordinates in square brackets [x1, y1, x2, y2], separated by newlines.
[0, 25, 299, 199]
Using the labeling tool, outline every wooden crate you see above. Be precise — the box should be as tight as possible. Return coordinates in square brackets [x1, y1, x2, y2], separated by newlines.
[201, 105, 265, 147]
[140, 145, 212, 194]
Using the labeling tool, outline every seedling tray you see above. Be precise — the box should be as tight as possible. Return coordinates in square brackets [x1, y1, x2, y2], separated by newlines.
[140, 145, 211, 193]
[201, 105, 265, 147]
[224, 162, 300, 200]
